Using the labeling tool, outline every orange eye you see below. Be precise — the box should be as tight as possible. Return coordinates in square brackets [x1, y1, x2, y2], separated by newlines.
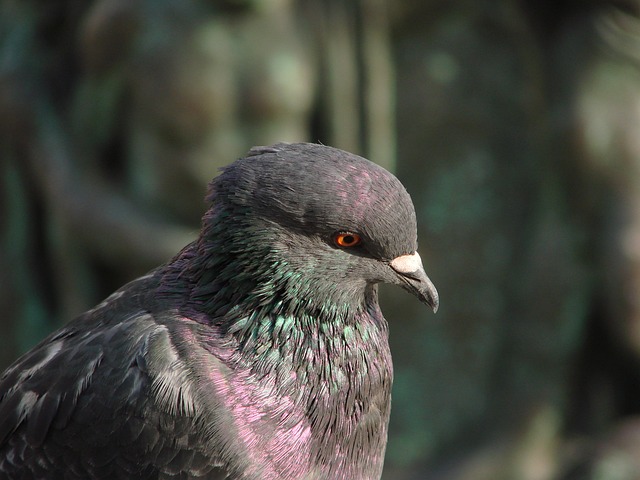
[333, 232, 362, 248]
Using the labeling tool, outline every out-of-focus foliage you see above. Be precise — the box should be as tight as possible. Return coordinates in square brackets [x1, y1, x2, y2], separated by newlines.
[3, 0, 640, 478]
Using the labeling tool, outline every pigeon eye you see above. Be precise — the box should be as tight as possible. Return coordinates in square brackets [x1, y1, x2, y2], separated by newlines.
[333, 232, 362, 248]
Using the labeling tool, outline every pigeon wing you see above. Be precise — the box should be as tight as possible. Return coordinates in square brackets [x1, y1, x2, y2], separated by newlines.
[0, 307, 230, 479]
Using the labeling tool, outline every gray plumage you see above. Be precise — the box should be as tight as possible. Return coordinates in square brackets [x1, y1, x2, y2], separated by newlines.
[0, 143, 438, 479]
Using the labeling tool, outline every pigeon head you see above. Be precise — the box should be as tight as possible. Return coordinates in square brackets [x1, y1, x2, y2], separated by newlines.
[192, 142, 438, 321]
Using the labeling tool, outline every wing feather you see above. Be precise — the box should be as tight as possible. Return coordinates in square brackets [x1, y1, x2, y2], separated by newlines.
[0, 311, 161, 474]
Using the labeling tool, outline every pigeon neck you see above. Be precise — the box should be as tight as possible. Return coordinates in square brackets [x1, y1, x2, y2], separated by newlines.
[188, 240, 369, 328]
[180, 208, 372, 327]
[163, 221, 392, 478]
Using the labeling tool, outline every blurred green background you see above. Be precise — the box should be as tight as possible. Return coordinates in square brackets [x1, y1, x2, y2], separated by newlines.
[3, 0, 640, 478]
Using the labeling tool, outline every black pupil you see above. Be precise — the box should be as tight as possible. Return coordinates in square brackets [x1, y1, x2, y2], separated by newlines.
[343, 235, 355, 245]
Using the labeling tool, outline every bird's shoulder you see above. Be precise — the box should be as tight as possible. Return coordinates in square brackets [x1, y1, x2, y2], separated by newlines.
[0, 271, 231, 477]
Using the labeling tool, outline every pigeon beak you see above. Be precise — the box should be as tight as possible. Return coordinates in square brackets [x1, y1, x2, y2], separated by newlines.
[389, 252, 439, 313]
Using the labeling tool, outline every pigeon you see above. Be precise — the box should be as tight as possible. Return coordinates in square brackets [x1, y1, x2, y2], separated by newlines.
[0, 143, 438, 480]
